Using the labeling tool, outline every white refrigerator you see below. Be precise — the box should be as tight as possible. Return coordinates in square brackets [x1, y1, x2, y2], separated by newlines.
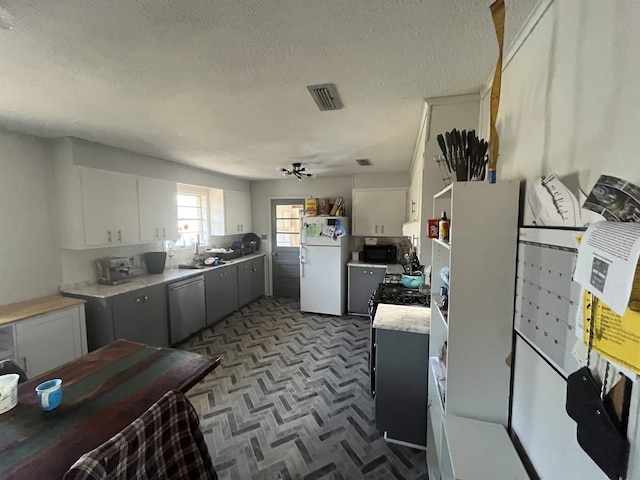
[300, 216, 350, 316]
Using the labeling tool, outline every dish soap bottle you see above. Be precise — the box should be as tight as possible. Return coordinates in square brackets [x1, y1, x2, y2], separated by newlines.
[438, 211, 450, 242]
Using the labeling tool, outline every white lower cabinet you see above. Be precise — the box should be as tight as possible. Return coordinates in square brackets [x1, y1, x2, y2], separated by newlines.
[10, 305, 87, 378]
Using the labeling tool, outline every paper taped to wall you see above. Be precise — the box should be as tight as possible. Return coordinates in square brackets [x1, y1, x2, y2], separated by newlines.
[574, 221, 640, 316]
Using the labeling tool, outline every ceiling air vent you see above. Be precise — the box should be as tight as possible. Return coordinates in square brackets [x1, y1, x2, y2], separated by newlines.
[306, 83, 343, 111]
[356, 159, 371, 166]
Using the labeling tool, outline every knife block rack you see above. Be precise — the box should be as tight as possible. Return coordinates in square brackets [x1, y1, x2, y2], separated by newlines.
[433, 154, 488, 188]
[434, 155, 452, 187]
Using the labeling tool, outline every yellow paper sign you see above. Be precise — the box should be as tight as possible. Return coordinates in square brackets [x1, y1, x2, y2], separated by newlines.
[583, 289, 640, 374]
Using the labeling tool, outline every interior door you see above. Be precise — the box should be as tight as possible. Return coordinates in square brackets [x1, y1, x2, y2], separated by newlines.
[271, 199, 304, 298]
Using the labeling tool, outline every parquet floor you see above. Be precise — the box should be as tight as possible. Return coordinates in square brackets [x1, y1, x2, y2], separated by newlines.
[179, 296, 429, 480]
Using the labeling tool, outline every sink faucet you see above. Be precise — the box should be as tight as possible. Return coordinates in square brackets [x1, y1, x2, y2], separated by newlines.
[193, 237, 199, 255]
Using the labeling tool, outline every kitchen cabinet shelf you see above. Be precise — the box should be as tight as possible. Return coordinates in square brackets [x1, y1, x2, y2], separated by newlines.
[347, 264, 386, 315]
[69, 285, 169, 351]
[0, 301, 87, 378]
[205, 263, 239, 325]
[433, 183, 453, 199]
[427, 180, 524, 479]
[138, 177, 179, 242]
[432, 238, 450, 250]
[429, 356, 446, 407]
[209, 189, 252, 236]
[431, 296, 448, 326]
[237, 256, 265, 307]
[52, 140, 179, 249]
[352, 188, 407, 237]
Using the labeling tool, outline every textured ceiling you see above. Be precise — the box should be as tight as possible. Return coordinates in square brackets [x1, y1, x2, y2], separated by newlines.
[0, 0, 537, 179]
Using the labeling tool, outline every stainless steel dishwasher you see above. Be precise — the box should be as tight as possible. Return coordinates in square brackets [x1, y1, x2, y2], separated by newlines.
[168, 275, 206, 344]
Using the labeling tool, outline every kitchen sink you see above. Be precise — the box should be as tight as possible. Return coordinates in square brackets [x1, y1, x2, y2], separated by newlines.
[178, 260, 228, 270]
[177, 263, 209, 270]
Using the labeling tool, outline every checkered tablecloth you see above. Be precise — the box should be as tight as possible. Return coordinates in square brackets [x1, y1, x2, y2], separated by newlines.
[63, 390, 217, 480]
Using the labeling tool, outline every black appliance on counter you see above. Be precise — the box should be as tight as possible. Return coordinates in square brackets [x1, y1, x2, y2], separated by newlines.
[368, 279, 430, 397]
[362, 244, 398, 264]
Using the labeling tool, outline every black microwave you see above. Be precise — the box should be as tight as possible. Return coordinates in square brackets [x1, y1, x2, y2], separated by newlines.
[362, 244, 397, 263]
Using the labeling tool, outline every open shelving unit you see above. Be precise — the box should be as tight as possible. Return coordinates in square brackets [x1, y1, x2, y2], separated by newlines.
[427, 180, 528, 479]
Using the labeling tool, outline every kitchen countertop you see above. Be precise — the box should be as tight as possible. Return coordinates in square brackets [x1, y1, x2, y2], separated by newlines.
[0, 295, 86, 327]
[347, 261, 405, 275]
[372, 303, 430, 335]
[60, 253, 266, 299]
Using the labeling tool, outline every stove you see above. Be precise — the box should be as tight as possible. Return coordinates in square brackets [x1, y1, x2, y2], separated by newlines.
[368, 281, 430, 397]
[375, 283, 430, 307]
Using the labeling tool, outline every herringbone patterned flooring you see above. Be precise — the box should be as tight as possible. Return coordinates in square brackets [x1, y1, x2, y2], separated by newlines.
[178, 296, 429, 480]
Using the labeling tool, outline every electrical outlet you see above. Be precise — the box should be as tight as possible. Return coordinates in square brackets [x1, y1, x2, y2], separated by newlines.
[261, 233, 267, 240]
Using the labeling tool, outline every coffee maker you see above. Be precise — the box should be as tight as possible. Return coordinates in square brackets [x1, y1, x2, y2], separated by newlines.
[96, 257, 131, 285]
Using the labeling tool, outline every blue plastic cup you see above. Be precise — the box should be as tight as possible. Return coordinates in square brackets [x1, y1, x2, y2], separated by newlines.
[35, 379, 63, 411]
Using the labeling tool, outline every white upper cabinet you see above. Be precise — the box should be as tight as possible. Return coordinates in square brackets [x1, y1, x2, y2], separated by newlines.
[52, 139, 178, 249]
[138, 177, 179, 242]
[352, 188, 407, 237]
[210, 189, 252, 236]
[82, 168, 140, 247]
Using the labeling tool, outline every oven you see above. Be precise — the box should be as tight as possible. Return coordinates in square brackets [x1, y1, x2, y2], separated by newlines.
[368, 278, 430, 397]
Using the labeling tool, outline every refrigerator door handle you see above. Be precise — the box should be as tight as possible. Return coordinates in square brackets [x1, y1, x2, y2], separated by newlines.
[300, 246, 305, 277]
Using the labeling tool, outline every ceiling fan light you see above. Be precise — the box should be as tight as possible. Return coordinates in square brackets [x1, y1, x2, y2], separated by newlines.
[281, 162, 314, 180]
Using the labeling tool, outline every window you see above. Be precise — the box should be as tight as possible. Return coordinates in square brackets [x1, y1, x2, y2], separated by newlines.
[275, 204, 304, 247]
[175, 184, 209, 248]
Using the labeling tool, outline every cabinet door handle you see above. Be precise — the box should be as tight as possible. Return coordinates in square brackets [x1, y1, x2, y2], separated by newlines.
[411, 201, 416, 213]
[144, 296, 148, 301]
[107, 230, 112, 243]
[117, 230, 122, 242]
[375, 225, 378, 234]
[381, 225, 384, 234]
[363, 270, 367, 274]
[163, 228, 166, 238]
[155, 228, 159, 239]
[23, 356, 27, 373]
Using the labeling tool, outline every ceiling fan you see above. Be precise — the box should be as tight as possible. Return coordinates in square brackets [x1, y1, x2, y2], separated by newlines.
[278, 162, 316, 180]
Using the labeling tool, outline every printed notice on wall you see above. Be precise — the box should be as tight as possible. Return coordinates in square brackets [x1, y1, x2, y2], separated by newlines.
[583, 290, 640, 375]
[574, 221, 640, 316]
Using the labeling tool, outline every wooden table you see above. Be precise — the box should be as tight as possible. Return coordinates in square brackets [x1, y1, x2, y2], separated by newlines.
[0, 340, 221, 479]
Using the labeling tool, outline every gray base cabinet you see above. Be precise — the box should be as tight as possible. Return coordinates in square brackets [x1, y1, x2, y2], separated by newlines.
[72, 284, 169, 351]
[113, 285, 169, 348]
[348, 265, 386, 314]
[205, 264, 239, 325]
[238, 257, 265, 307]
[375, 328, 429, 447]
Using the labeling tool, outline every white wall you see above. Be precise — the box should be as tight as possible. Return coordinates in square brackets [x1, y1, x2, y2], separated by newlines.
[65, 137, 250, 192]
[352, 171, 410, 189]
[481, 1, 640, 478]
[0, 129, 62, 304]
[487, 0, 639, 210]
